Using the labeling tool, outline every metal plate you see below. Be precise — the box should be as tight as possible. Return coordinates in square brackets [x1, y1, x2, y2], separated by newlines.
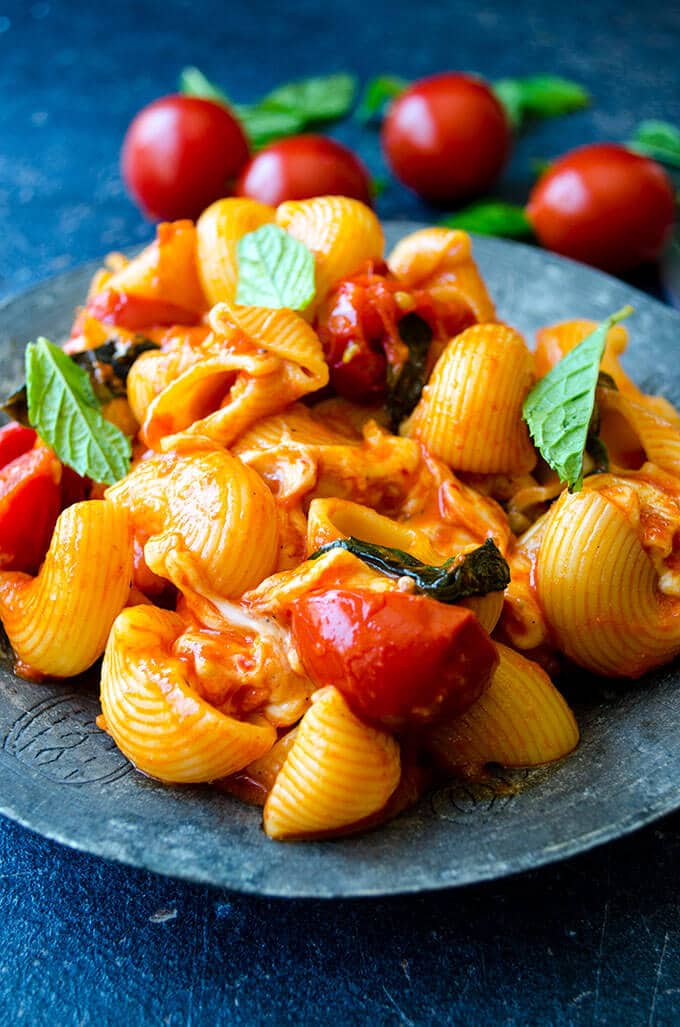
[0, 225, 678, 898]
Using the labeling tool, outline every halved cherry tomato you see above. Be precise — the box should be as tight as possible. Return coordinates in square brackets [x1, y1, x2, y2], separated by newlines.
[526, 143, 676, 272]
[121, 95, 250, 221]
[0, 423, 37, 470]
[291, 588, 498, 730]
[382, 73, 511, 203]
[86, 290, 200, 330]
[0, 447, 62, 574]
[235, 134, 373, 207]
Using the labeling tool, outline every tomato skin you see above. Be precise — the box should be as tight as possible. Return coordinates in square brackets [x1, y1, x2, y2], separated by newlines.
[86, 289, 200, 330]
[235, 134, 373, 207]
[526, 144, 676, 272]
[121, 95, 250, 221]
[0, 423, 37, 470]
[381, 73, 511, 203]
[0, 447, 62, 574]
[291, 588, 498, 730]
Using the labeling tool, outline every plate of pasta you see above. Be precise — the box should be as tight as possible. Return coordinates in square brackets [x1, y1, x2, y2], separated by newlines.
[0, 199, 678, 898]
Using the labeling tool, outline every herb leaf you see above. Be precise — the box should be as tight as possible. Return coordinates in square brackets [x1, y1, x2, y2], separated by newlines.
[356, 75, 409, 123]
[627, 120, 680, 169]
[440, 201, 533, 239]
[178, 66, 230, 105]
[493, 75, 590, 130]
[386, 313, 432, 431]
[236, 225, 316, 310]
[309, 536, 510, 603]
[523, 306, 633, 491]
[25, 338, 131, 485]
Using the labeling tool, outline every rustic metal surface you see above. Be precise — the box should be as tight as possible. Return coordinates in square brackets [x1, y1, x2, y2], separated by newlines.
[0, 227, 678, 898]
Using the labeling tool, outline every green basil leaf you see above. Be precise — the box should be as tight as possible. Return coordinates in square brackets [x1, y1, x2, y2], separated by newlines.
[523, 306, 633, 492]
[236, 224, 316, 310]
[628, 120, 680, 169]
[258, 73, 357, 122]
[356, 75, 409, 123]
[494, 75, 590, 130]
[386, 313, 432, 431]
[178, 66, 231, 105]
[440, 201, 533, 239]
[309, 537, 510, 604]
[25, 338, 131, 485]
[234, 106, 306, 149]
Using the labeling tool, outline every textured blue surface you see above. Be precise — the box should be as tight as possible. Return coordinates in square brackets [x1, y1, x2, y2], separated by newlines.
[0, 0, 679, 1023]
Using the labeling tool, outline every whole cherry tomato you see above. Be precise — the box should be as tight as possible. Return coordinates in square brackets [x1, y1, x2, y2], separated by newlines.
[236, 134, 373, 206]
[381, 73, 511, 203]
[526, 143, 676, 272]
[291, 588, 498, 731]
[0, 446, 62, 574]
[121, 95, 250, 221]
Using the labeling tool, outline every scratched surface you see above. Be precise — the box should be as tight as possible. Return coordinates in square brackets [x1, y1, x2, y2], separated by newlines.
[0, 0, 679, 1022]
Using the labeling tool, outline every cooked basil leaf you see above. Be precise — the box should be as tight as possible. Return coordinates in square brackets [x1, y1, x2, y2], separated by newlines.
[440, 201, 533, 239]
[523, 306, 633, 491]
[309, 536, 510, 604]
[628, 120, 680, 169]
[236, 224, 316, 310]
[386, 313, 432, 431]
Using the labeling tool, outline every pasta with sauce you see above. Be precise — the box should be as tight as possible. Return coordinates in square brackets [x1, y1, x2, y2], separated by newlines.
[0, 195, 677, 842]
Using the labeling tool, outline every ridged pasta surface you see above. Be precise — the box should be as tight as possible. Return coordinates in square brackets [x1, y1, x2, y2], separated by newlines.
[197, 197, 275, 305]
[263, 686, 401, 839]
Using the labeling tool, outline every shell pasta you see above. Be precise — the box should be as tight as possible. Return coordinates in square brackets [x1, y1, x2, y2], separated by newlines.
[2, 195, 678, 843]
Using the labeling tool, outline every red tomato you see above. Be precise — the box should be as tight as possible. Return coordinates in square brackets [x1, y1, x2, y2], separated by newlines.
[0, 423, 37, 470]
[0, 447, 62, 574]
[381, 73, 511, 203]
[121, 95, 250, 221]
[235, 134, 373, 206]
[86, 289, 200, 330]
[526, 144, 676, 272]
[291, 588, 498, 730]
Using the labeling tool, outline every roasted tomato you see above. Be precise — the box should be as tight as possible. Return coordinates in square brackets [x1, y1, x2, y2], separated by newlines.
[85, 290, 200, 330]
[121, 95, 250, 221]
[382, 73, 511, 203]
[0, 423, 37, 470]
[526, 143, 676, 272]
[291, 588, 498, 730]
[0, 446, 62, 573]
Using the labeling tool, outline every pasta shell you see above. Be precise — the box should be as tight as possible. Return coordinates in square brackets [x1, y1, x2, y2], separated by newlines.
[263, 686, 401, 839]
[276, 196, 384, 312]
[196, 197, 275, 306]
[101, 606, 275, 783]
[537, 487, 680, 676]
[105, 220, 206, 314]
[407, 323, 536, 474]
[387, 228, 495, 322]
[0, 501, 132, 677]
[427, 643, 579, 773]
[306, 496, 443, 562]
[599, 389, 680, 477]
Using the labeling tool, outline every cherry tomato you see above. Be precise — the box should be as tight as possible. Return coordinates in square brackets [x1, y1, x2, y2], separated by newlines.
[0, 447, 62, 574]
[86, 289, 200, 330]
[291, 588, 498, 730]
[236, 134, 373, 206]
[526, 144, 676, 273]
[121, 95, 250, 221]
[381, 73, 511, 203]
[0, 423, 37, 470]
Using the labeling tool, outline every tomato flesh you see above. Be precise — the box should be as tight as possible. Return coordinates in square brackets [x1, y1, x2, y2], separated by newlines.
[291, 588, 498, 730]
[526, 143, 676, 272]
[0, 423, 37, 470]
[86, 290, 200, 330]
[0, 447, 61, 573]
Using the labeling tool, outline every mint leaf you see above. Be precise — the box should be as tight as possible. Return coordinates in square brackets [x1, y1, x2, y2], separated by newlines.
[523, 306, 633, 492]
[494, 75, 590, 130]
[628, 120, 680, 169]
[356, 75, 409, 123]
[440, 201, 533, 238]
[25, 338, 131, 485]
[178, 66, 230, 105]
[236, 225, 315, 310]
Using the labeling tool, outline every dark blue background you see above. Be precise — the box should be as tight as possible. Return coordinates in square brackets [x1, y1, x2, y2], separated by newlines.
[1, 1, 679, 1023]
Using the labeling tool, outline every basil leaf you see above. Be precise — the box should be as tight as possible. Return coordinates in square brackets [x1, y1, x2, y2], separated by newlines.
[585, 434, 609, 475]
[386, 313, 432, 431]
[25, 338, 131, 485]
[258, 73, 356, 123]
[309, 537, 510, 604]
[523, 306, 633, 492]
[628, 120, 680, 169]
[235, 107, 306, 149]
[440, 201, 533, 239]
[178, 66, 230, 105]
[236, 224, 316, 310]
[493, 75, 590, 130]
[356, 75, 409, 123]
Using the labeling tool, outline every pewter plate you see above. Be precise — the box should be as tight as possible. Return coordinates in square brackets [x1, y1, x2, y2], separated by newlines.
[0, 225, 678, 898]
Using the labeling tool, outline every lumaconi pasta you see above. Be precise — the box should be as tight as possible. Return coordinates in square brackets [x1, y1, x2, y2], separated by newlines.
[1, 196, 678, 842]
